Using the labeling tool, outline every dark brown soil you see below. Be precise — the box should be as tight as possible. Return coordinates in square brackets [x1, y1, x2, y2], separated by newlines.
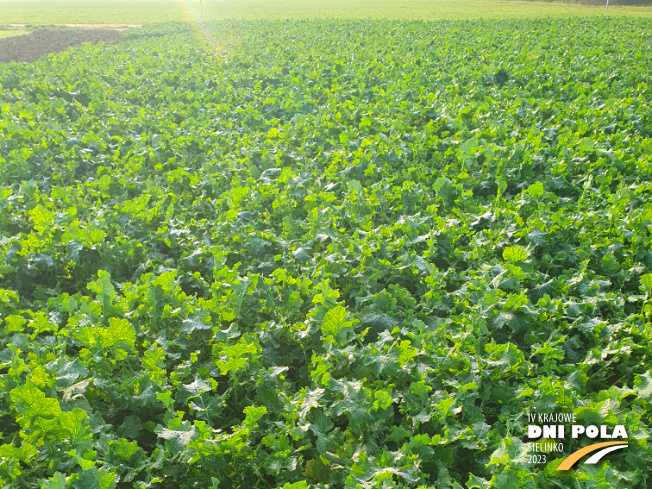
[0, 29, 123, 63]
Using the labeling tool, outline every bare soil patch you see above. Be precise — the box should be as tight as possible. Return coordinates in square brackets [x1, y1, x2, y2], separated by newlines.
[0, 28, 124, 63]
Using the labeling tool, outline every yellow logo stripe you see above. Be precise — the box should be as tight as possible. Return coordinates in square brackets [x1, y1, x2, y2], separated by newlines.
[556, 441, 628, 471]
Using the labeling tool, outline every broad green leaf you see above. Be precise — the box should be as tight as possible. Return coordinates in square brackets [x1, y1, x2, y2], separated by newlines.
[5, 315, 26, 333]
[214, 338, 258, 375]
[155, 423, 198, 454]
[372, 389, 393, 411]
[105, 318, 136, 354]
[640, 274, 652, 296]
[303, 457, 330, 483]
[348, 180, 363, 192]
[321, 305, 347, 337]
[311, 409, 334, 435]
[243, 405, 267, 429]
[58, 408, 91, 446]
[43, 472, 68, 489]
[71, 468, 117, 489]
[10, 383, 62, 429]
[116, 415, 142, 439]
[633, 371, 652, 402]
[181, 313, 213, 335]
[527, 181, 544, 197]
[87, 270, 116, 308]
[503, 246, 528, 263]
[112, 439, 140, 460]
[0, 442, 37, 462]
[578, 137, 595, 152]
[282, 482, 309, 489]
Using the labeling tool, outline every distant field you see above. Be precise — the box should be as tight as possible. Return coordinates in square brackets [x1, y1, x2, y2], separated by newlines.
[0, 0, 651, 24]
[0, 29, 29, 38]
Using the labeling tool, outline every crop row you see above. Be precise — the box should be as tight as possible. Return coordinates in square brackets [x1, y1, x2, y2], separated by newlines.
[0, 18, 651, 489]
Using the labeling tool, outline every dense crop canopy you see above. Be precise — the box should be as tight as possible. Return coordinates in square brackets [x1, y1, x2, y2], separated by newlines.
[0, 18, 651, 488]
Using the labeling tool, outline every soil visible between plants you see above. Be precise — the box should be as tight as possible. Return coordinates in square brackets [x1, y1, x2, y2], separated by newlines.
[0, 29, 124, 63]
